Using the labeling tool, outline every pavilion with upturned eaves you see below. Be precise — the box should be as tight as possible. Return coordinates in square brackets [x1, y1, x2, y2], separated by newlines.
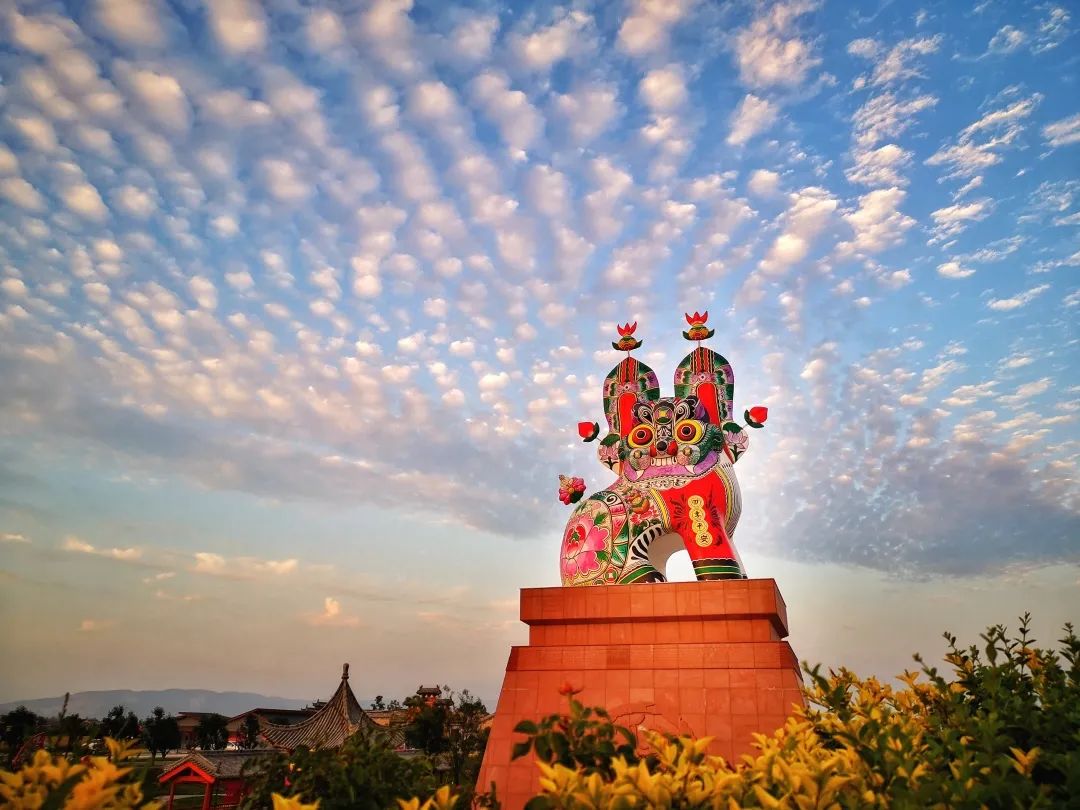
[260, 663, 403, 752]
[159, 664, 404, 809]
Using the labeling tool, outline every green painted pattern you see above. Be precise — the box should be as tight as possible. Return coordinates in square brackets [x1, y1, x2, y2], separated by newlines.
[692, 560, 743, 577]
[618, 566, 662, 584]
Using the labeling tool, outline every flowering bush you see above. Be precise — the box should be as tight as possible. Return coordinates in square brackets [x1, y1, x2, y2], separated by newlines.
[509, 685, 642, 781]
[0, 738, 158, 810]
[514, 615, 1079, 809]
[240, 729, 435, 810]
[0, 738, 328, 810]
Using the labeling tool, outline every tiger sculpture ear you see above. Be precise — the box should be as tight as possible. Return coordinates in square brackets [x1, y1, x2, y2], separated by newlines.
[673, 345, 734, 427]
[602, 323, 659, 439]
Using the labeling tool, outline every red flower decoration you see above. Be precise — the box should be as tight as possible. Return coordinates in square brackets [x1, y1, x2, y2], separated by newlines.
[685, 310, 709, 325]
[577, 421, 600, 441]
[617, 321, 638, 336]
[558, 475, 587, 505]
[557, 680, 581, 696]
[745, 406, 769, 428]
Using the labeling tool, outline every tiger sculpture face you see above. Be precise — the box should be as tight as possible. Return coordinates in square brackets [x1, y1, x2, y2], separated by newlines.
[621, 396, 722, 480]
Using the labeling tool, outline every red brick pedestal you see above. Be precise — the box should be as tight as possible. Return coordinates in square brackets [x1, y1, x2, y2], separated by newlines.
[475, 579, 803, 809]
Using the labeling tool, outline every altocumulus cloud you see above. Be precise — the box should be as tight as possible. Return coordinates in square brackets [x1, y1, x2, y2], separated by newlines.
[0, 0, 1076, 582]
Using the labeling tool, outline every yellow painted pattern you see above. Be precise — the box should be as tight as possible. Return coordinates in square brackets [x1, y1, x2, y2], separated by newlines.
[686, 494, 711, 547]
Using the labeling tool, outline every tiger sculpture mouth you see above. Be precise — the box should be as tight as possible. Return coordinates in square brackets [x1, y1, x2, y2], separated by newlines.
[623, 449, 720, 481]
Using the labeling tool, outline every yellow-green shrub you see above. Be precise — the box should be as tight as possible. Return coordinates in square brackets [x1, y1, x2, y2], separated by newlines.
[514, 615, 1079, 809]
[0, 740, 318, 810]
[0, 738, 158, 810]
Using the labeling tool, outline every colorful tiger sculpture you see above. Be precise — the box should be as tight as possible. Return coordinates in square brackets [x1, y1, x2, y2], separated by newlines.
[560, 314, 767, 586]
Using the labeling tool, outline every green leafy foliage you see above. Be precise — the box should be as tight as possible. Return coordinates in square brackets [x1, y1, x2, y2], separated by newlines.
[3, 617, 1078, 809]
[141, 706, 180, 761]
[510, 686, 643, 780]
[237, 713, 261, 749]
[1, 706, 44, 764]
[195, 712, 229, 750]
[99, 705, 140, 741]
[403, 687, 490, 803]
[802, 613, 1080, 807]
[405, 698, 449, 755]
[240, 728, 436, 810]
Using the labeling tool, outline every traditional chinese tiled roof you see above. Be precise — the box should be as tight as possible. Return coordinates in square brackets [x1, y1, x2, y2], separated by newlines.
[259, 663, 402, 752]
[226, 707, 316, 725]
[159, 750, 275, 783]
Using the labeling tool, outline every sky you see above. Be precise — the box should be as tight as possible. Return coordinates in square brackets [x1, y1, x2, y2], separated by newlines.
[0, 0, 1078, 709]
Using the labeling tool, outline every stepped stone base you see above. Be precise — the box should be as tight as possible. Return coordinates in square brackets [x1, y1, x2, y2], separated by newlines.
[475, 579, 804, 809]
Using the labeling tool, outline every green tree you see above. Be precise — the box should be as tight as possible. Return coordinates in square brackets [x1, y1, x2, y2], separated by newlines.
[400, 687, 490, 796]
[1, 706, 44, 763]
[195, 713, 229, 750]
[142, 707, 181, 762]
[240, 728, 435, 810]
[370, 696, 386, 711]
[236, 714, 261, 749]
[53, 712, 89, 754]
[404, 701, 449, 755]
[443, 690, 489, 789]
[99, 705, 140, 741]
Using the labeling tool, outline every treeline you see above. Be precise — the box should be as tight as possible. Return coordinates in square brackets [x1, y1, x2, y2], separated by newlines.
[1, 684, 491, 782]
[1, 703, 254, 765]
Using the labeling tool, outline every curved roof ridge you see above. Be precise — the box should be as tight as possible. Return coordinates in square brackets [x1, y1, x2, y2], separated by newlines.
[261, 666, 350, 732]
[260, 663, 391, 752]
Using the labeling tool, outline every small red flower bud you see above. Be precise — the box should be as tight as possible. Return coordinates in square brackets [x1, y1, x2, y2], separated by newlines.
[749, 406, 768, 424]
[577, 421, 600, 441]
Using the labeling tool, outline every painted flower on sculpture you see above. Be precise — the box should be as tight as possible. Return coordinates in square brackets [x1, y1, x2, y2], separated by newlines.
[598, 441, 620, 470]
[558, 475, 587, 505]
[724, 429, 749, 453]
[683, 310, 715, 341]
[612, 321, 643, 352]
[561, 523, 609, 580]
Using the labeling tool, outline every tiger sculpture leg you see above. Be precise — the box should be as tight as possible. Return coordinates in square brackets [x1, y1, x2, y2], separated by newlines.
[559, 462, 744, 586]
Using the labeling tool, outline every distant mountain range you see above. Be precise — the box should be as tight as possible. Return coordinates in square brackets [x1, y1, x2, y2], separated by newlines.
[0, 689, 348, 720]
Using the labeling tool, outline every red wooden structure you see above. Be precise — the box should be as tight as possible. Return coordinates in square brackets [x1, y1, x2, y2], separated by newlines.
[158, 751, 268, 810]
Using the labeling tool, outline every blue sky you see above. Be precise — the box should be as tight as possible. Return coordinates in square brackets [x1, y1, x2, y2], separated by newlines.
[0, 0, 1078, 706]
